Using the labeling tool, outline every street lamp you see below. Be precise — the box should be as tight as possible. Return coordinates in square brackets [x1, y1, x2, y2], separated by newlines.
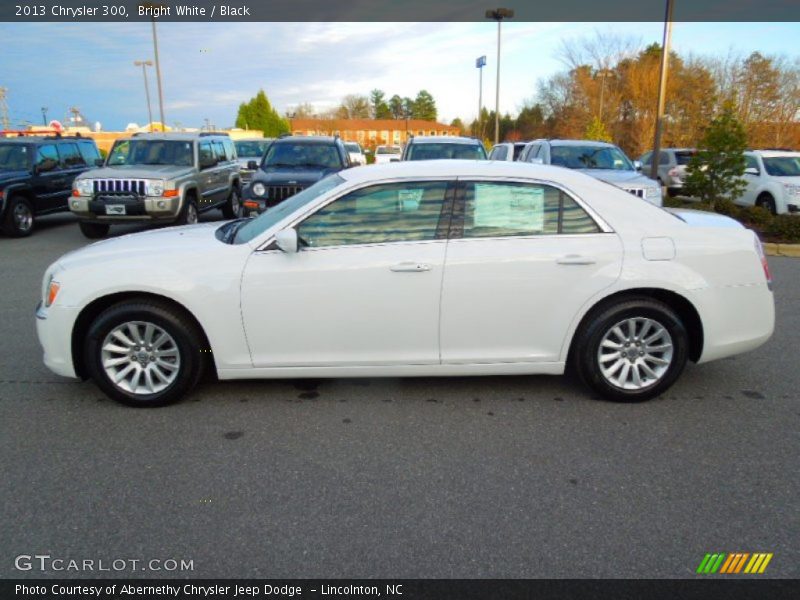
[133, 60, 154, 131]
[140, 3, 166, 131]
[476, 55, 486, 139]
[485, 7, 514, 145]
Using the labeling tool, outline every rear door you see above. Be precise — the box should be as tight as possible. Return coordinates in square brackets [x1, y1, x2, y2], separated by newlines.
[439, 178, 623, 364]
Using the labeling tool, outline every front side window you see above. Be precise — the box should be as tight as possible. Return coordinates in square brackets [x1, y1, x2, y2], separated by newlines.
[297, 181, 449, 248]
[35, 144, 60, 171]
[459, 182, 600, 238]
[57, 143, 85, 168]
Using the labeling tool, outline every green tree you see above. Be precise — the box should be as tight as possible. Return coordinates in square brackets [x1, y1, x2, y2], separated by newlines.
[585, 116, 613, 142]
[682, 105, 748, 211]
[370, 89, 392, 119]
[235, 90, 289, 136]
[412, 90, 437, 121]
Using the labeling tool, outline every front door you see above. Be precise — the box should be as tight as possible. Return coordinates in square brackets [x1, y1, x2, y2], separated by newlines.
[240, 180, 453, 368]
[439, 179, 623, 364]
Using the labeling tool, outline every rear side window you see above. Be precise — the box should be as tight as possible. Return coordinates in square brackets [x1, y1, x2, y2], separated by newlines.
[458, 182, 600, 238]
[57, 143, 85, 168]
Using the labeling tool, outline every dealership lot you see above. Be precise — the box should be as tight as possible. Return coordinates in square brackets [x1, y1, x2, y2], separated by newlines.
[1, 213, 798, 578]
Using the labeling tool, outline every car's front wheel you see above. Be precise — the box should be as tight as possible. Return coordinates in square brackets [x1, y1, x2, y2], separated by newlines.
[573, 297, 689, 402]
[85, 300, 205, 407]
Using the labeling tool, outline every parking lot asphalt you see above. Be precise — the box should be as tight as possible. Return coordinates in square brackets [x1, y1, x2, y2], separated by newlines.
[1, 211, 798, 579]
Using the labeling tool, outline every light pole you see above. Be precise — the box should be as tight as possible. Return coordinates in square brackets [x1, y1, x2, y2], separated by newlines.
[485, 8, 513, 145]
[134, 60, 154, 131]
[650, 0, 674, 182]
[476, 55, 486, 139]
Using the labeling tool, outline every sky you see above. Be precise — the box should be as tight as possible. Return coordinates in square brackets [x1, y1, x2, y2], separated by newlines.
[1, 21, 798, 131]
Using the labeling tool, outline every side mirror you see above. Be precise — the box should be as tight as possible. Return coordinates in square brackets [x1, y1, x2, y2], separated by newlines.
[744, 167, 759, 176]
[275, 228, 299, 253]
[94, 158, 105, 167]
[247, 160, 259, 170]
[633, 160, 643, 171]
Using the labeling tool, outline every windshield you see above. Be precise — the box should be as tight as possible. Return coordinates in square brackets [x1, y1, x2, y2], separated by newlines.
[763, 156, 800, 177]
[0, 144, 30, 171]
[233, 174, 346, 244]
[234, 140, 269, 158]
[407, 143, 487, 160]
[376, 146, 401, 155]
[264, 143, 343, 169]
[550, 145, 634, 170]
[107, 140, 194, 166]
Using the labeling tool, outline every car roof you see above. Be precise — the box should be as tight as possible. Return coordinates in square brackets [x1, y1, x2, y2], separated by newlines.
[410, 136, 481, 145]
[338, 159, 600, 185]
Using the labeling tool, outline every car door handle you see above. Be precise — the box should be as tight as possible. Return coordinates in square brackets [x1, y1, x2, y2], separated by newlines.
[556, 255, 596, 265]
[390, 262, 432, 272]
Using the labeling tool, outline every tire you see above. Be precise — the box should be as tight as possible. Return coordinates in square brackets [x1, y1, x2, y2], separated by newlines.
[1, 195, 35, 237]
[176, 196, 199, 225]
[84, 300, 206, 407]
[221, 186, 241, 219]
[79, 221, 110, 239]
[572, 297, 689, 403]
[756, 193, 777, 215]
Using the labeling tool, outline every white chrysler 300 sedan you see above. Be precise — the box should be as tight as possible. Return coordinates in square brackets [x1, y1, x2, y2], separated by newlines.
[36, 161, 774, 407]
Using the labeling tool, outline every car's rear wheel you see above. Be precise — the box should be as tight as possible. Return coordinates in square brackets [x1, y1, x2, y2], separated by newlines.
[573, 297, 689, 402]
[79, 221, 110, 239]
[2, 196, 35, 237]
[85, 300, 205, 407]
[756, 193, 777, 215]
[221, 186, 241, 219]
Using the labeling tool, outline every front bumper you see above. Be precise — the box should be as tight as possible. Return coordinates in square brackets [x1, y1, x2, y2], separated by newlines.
[35, 301, 80, 379]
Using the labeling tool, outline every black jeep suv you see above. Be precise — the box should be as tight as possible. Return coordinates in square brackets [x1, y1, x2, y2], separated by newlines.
[241, 135, 351, 214]
[0, 134, 101, 236]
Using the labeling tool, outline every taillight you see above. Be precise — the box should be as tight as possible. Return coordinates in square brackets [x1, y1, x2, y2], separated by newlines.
[754, 235, 772, 288]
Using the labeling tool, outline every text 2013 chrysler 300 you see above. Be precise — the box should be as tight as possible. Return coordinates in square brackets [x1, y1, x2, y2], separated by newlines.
[36, 161, 774, 407]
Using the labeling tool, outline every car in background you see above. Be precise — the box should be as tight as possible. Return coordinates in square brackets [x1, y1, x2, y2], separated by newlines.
[402, 136, 487, 161]
[0, 134, 101, 237]
[70, 132, 241, 238]
[736, 150, 800, 215]
[241, 135, 350, 214]
[344, 142, 366, 166]
[234, 138, 272, 184]
[639, 148, 697, 197]
[519, 139, 662, 206]
[489, 141, 528, 161]
[374, 145, 402, 164]
[37, 160, 773, 407]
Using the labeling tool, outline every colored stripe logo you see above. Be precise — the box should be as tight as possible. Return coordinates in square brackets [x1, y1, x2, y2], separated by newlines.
[696, 553, 773, 574]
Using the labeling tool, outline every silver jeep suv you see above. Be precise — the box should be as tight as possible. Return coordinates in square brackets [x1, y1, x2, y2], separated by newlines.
[71, 132, 241, 238]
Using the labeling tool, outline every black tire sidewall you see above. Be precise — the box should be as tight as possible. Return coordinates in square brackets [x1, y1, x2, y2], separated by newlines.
[85, 303, 201, 407]
[576, 299, 689, 403]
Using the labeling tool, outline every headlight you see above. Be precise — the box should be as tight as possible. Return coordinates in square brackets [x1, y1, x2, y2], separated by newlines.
[783, 183, 800, 197]
[75, 179, 93, 196]
[252, 183, 266, 197]
[646, 186, 661, 199]
[147, 180, 165, 197]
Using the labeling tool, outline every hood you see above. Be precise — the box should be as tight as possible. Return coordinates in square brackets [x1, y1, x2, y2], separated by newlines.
[56, 222, 223, 271]
[0, 169, 30, 185]
[250, 166, 338, 186]
[664, 208, 744, 229]
[579, 169, 659, 187]
[76, 164, 194, 180]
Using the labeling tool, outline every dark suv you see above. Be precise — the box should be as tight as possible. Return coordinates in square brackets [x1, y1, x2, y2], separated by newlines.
[0, 134, 101, 236]
[401, 135, 487, 161]
[242, 135, 350, 214]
